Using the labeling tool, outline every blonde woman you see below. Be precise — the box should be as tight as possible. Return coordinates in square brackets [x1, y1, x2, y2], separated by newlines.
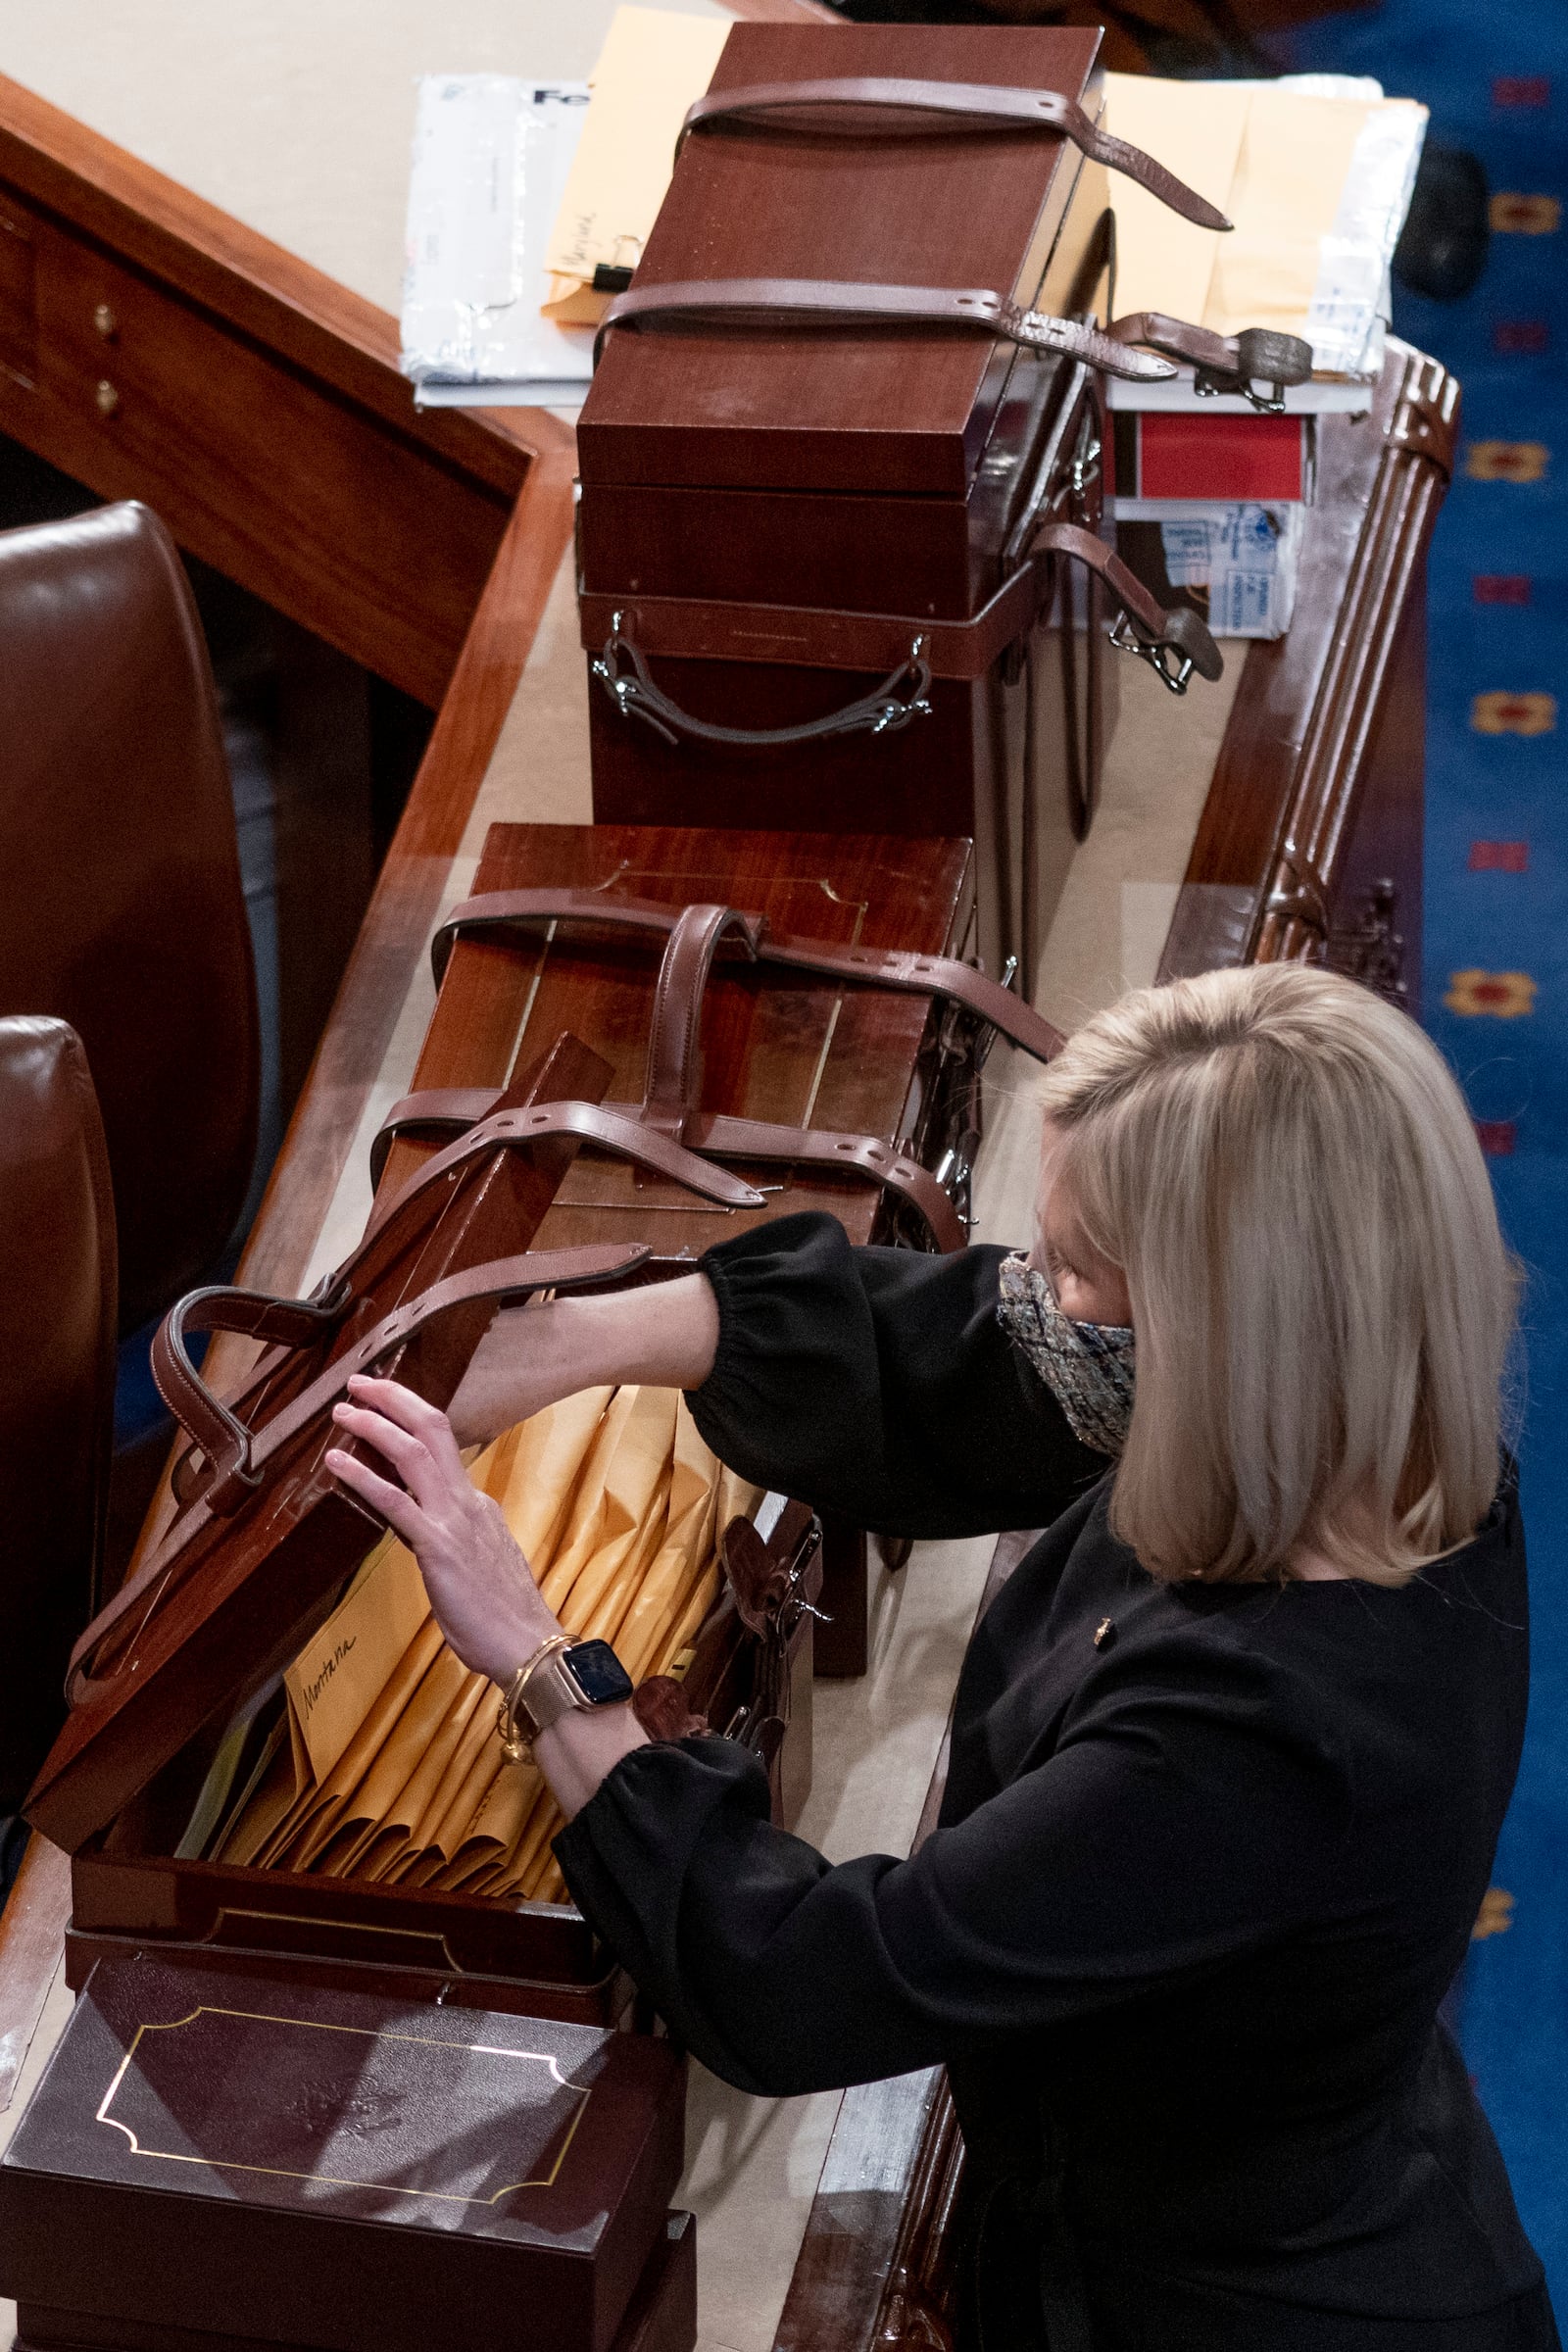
[328, 964, 1557, 2352]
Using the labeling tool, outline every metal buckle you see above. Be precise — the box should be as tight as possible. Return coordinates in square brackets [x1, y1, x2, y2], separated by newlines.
[1069, 434, 1102, 511]
[1106, 610, 1195, 696]
[1194, 367, 1289, 416]
[868, 635, 933, 734]
[591, 612, 639, 718]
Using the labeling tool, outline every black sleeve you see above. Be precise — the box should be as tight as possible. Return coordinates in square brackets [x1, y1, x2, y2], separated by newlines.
[686, 1211, 1107, 1540]
[555, 1639, 1349, 2099]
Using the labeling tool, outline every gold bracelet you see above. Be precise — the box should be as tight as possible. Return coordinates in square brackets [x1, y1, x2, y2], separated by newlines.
[497, 1632, 572, 1764]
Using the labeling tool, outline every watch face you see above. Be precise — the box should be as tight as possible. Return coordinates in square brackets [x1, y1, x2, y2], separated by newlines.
[565, 1640, 635, 1706]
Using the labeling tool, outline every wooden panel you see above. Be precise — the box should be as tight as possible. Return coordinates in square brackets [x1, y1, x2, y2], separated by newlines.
[1322, 585, 1425, 1012]
[0, 74, 543, 705]
[1159, 343, 1455, 987]
[0, 1837, 68, 2117]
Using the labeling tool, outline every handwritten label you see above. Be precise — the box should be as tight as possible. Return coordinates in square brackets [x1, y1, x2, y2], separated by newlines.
[284, 1538, 431, 1785]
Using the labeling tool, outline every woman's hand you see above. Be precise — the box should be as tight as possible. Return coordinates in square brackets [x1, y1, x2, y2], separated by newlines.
[324, 1374, 650, 1822]
[325, 1376, 556, 1687]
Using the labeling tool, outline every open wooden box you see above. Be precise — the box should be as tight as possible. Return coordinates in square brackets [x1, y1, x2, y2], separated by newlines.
[27, 823, 996, 2009]
[25, 990, 823, 2017]
[47, 1479, 820, 2020]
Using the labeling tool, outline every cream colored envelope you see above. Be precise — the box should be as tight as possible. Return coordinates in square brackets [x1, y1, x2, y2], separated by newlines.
[350, 1664, 492, 1885]
[394, 1703, 507, 1886]
[539, 1385, 678, 1621]
[283, 1529, 432, 1785]
[314, 1644, 474, 1881]
[542, 7, 730, 324]
[482, 1384, 614, 1571]
[617, 1399, 722, 1680]
[253, 1615, 447, 1872]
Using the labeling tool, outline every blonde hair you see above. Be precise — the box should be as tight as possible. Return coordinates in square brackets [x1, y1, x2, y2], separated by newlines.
[1037, 964, 1514, 1587]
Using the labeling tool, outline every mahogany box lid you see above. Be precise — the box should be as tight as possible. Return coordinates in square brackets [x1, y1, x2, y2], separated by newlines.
[0, 1954, 686, 2352]
[577, 22, 1102, 500]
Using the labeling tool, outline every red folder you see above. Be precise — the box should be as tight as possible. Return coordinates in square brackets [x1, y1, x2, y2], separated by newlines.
[1123, 411, 1310, 502]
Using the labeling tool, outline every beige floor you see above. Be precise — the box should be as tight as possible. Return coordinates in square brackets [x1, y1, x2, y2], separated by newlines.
[0, 15, 1241, 2341]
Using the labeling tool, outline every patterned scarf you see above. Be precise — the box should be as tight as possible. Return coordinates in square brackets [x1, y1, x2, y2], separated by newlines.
[996, 1252, 1136, 1458]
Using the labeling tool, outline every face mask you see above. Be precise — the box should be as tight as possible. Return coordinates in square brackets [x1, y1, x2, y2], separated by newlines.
[996, 1252, 1136, 1458]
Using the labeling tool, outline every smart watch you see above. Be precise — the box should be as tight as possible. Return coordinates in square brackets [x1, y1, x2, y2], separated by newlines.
[498, 1637, 635, 1762]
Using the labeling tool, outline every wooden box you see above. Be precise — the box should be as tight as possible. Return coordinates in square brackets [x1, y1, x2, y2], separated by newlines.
[394, 822, 979, 1673]
[27, 1013, 822, 2018]
[576, 23, 1120, 978]
[49, 1487, 820, 2023]
[0, 1953, 695, 2352]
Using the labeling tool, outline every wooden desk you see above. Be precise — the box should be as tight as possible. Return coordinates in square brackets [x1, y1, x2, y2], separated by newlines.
[0, 71, 557, 710]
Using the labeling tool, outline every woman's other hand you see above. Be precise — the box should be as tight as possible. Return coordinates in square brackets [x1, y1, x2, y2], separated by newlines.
[325, 1376, 556, 1686]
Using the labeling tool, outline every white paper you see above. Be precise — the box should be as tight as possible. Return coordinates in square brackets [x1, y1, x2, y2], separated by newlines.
[1106, 370, 1375, 415]
[1304, 100, 1427, 375]
[401, 75, 593, 391]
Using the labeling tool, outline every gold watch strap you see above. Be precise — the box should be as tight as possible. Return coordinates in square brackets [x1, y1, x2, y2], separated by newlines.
[497, 1632, 571, 1764]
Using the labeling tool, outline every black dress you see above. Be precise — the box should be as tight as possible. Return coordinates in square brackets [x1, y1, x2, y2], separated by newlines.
[555, 1214, 1558, 2352]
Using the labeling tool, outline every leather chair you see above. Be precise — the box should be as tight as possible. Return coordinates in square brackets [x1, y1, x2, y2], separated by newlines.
[0, 1018, 117, 1824]
[0, 503, 260, 1334]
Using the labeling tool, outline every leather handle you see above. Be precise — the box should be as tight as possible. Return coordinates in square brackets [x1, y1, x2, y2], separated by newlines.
[592, 615, 935, 749]
[432, 889, 1066, 1065]
[433, 890, 696, 990]
[677, 77, 1232, 232]
[367, 1094, 765, 1210]
[70, 1242, 653, 1701]
[644, 905, 761, 1135]
[153, 1284, 353, 1517]
[1029, 519, 1224, 695]
[159, 1101, 729, 1517]
[596, 280, 1176, 385]
[1105, 311, 1313, 410]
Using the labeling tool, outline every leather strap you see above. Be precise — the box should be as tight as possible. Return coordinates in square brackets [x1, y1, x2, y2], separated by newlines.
[368, 1088, 968, 1253]
[677, 78, 1232, 232]
[583, 525, 1221, 711]
[578, 564, 1040, 684]
[365, 1095, 765, 1211]
[645, 906, 762, 1136]
[400, 896, 1069, 1254]
[1104, 312, 1313, 411]
[686, 1113, 966, 1252]
[593, 621, 934, 750]
[153, 1286, 350, 1517]
[430, 889, 1065, 1061]
[152, 1239, 657, 1522]
[595, 280, 1177, 384]
[1027, 521, 1224, 692]
[71, 1242, 652, 1697]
